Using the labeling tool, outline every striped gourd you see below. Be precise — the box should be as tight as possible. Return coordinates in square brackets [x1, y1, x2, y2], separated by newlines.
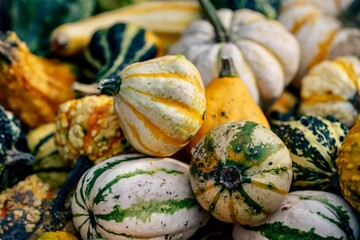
[299, 56, 360, 127]
[233, 190, 360, 240]
[71, 153, 210, 240]
[270, 113, 348, 191]
[190, 120, 293, 225]
[98, 55, 206, 157]
[83, 22, 162, 83]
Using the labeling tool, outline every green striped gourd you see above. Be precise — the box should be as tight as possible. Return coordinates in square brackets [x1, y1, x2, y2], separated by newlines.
[72, 153, 211, 240]
[190, 120, 293, 225]
[270, 112, 348, 191]
[83, 22, 162, 83]
[98, 55, 206, 157]
[233, 190, 360, 240]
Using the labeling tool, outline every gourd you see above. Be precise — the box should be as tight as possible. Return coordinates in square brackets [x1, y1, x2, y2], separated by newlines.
[270, 112, 348, 191]
[265, 90, 299, 118]
[299, 56, 360, 127]
[190, 120, 293, 225]
[168, 0, 300, 107]
[71, 153, 210, 240]
[336, 120, 360, 213]
[50, 1, 201, 56]
[6, 0, 95, 56]
[233, 190, 360, 240]
[35, 231, 78, 240]
[186, 58, 270, 153]
[278, 0, 360, 86]
[98, 55, 206, 157]
[0, 31, 77, 128]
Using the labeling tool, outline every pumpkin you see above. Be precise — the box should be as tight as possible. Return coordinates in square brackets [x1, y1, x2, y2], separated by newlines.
[186, 58, 269, 153]
[299, 56, 360, 127]
[233, 190, 360, 240]
[336, 120, 360, 213]
[98, 55, 206, 157]
[278, 0, 360, 86]
[190, 120, 293, 225]
[270, 112, 348, 191]
[168, 0, 300, 107]
[71, 153, 210, 240]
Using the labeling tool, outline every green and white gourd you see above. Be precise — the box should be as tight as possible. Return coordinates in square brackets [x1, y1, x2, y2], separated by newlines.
[190, 120, 293, 225]
[233, 190, 360, 240]
[72, 153, 210, 240]
[270, 113, 348, 191]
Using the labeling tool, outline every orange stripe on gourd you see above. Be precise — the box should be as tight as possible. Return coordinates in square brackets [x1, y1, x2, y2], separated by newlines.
[250, 180, 289, 195]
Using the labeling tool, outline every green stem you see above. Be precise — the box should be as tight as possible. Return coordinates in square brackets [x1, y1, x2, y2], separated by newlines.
[199, 0, 230, 42]
[97, 75, 122, 96]
[338, 0, 360, 28]
[219, 58, 239, 78]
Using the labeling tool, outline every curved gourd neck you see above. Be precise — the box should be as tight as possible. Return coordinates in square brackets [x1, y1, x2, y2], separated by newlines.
[338, 0, 360, 28]
[97, 75, 122, 96]
[219, 58, 239, 78]
[199, 0, 230, 42]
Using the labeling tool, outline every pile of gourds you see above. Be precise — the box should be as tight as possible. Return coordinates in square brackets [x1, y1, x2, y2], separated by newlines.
[0, 0, 360, 239]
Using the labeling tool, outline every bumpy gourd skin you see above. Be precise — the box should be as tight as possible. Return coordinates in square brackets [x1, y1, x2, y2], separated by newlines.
[336, 121, 360, 213]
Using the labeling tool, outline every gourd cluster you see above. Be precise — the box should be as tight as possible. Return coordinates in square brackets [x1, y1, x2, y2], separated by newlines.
[0, 0, 360, 239]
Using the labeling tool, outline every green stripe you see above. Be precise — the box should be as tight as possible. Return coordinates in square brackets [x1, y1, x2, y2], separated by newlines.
[92, 168, 184, 205]
[236, 185, 264, 215]
[32, 132, 54, 156]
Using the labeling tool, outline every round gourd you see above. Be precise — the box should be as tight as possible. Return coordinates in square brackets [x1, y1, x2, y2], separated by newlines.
[233, 190, 360, 240]
[299, 56, 360, 127]
[71, 153, 210, 240]
[336, 121, 360, 213]
[270, 113, 348, 191]
[169, 0, 300, 107]
[190, 120, 293, 225]
[98, 55, 206, 157]
[35, 231, 78, 240]
[279, 0, 360, 86]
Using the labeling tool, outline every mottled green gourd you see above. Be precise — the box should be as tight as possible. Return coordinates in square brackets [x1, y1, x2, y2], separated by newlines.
[71, 153, 210, 240]
[270, 112, 348, 192]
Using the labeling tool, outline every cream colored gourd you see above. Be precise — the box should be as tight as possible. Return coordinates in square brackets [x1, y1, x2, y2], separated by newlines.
[169, 0, 300, 107]
[299, 56, 360, 127]
[279, 0, 360, 86]
[98, 55, 206, 157]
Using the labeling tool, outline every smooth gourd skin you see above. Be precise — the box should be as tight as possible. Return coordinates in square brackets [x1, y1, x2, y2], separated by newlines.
[186, 75, 270, 152]
[71, 153, 210, 240]
[190, 120, 293, 225]
[336, 121, 360, 213]
[233, 190, 360, 240]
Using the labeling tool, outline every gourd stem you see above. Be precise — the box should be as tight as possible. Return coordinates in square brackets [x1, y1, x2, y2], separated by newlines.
[338, 0, 360, 28]
[220, 165, 242, 189]
[219, 58, 239, 78]
[199, 0, 230, 42]
[50, 155, 93, 226]
[97, 76, 122, 96]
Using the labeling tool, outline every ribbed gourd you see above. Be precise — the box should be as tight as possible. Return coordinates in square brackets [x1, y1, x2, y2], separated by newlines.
[71, 153, 210, 240]
[270, 112, 348, 191]
[299, 56, 360, 127]
[336, 120, 360, 213]
[190, 120, 293, 225]
[233, 190, 360, 240]
[98, 55, 206, 157]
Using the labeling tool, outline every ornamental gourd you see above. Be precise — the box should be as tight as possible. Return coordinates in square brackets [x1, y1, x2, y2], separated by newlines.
[336, 121, 360, 213]
[270, 112, 348, 191]
[169, 0, 300, 107]
[98, 55, 206, 157]
[190, 120, 293, 225]
[299, 56, 360, 127]
[233, 190, 360, 240]
[71, 153, 210, 240]
[279, 0, 360, 86]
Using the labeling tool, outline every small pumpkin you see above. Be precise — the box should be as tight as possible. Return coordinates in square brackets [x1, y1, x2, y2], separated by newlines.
[279, 0, 360, 85]
[98, 55, 206, 157]
[336, 120, 360, 213]
[169, 0, 300, 107]
[270, 112, 348, 191]
[299, 56, 360, 127]
[190, 120, 293, 225]
[186, 58, 269, 153]
[233, 190, 360, 240]
[71, 153, 210, 240]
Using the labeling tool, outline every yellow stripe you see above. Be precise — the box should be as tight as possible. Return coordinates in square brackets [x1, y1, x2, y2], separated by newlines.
[251, 180, 288, 195]
[127, 122, 159, 156]
[291, 12, 318, 34]
[301, 94, 345, 105]
[333, 58, 360, 90]
[228, 196, 237, 222]
[193, 183, 216, 198]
